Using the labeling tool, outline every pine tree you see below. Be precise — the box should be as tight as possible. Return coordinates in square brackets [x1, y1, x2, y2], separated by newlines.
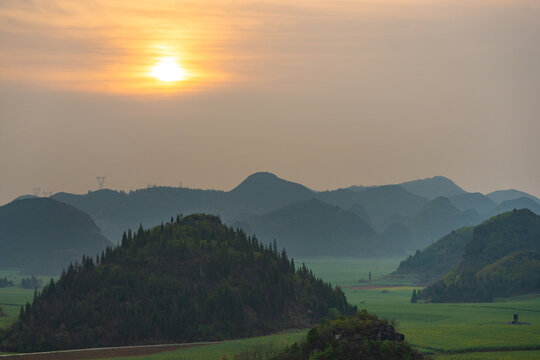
[411, 289, 417, 303]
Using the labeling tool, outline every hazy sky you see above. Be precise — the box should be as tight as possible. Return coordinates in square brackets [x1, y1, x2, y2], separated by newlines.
[1, 0, 539, 205]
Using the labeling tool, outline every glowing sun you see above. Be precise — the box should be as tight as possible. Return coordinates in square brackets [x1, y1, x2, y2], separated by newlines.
[150, 57, 187, 82]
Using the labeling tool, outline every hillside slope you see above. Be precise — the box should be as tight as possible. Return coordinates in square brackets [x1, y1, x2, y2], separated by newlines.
[419, 209, 540, 302]
[235, 199, 379, 257]
[0, 198, 111, 274]
[394, 227, 473, 284]
[0, 214, 355, 352]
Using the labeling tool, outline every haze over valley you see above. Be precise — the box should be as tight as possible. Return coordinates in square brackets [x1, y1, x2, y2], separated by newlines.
[1, 1, 539, 359]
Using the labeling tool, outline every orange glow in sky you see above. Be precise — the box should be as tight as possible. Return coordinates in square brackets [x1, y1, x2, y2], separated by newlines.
[150, 58, 187, 82]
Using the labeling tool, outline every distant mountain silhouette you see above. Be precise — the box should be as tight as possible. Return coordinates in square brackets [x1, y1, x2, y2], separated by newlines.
[487, 189, 540, 205]
[223, 172, 314, 215]
[40, 172, 540, 258]
[348, 203, 373, 226]
[407, 197, 481, 249]
[12, 195, 39, 201]
[0, 198, 111, 275]
[53, 173, 314, 242]
[381, 222, 413, 254]
[234, 199, 379, 257]
[398, 176, 466, 199]
[449, 192, 497, 214]
[487, 197, 540, 217]
[318, 186, 428, 229]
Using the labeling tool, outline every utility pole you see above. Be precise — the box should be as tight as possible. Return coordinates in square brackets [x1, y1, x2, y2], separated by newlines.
[96, 176, 106, 189]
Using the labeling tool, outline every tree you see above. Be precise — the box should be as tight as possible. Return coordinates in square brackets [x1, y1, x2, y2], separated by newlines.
[410, 289, 418, 303]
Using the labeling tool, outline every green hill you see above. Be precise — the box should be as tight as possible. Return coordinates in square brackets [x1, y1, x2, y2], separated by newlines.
[234, 199, 379, 257]
[0, 214, 355, 352]
[419, 209, 540, 302]
[394, 227, 473, 284]
[0, 198, 111, 275]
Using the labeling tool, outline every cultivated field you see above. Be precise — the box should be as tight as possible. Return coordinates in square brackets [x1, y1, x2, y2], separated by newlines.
[0, 269, 41, 329]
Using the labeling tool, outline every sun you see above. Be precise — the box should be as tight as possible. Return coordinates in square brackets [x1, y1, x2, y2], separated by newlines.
[150, 57, 187, 82]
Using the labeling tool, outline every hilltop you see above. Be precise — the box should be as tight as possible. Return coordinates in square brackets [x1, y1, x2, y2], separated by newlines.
[398, 176, 466, 199]
[0, 198, 111, 275]
[419, 209, 540, 302]
[0, 214, 355, 352]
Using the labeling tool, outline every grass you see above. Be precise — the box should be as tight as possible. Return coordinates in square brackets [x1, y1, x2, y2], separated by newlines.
[0, 268, 50, 329]
[100, 330, 307, 360]
[0, 287, 36, 328]
[295, 256, 406, 287]
[434, 350, 540, 360]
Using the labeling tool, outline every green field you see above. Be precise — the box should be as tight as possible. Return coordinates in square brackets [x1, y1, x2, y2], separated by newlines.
[0, 269, 50, 328]
[302, 257, 540, 357]
[435, 350, 540, 360]
[100, 331, 306, 360]
[1, 258, 539, 360]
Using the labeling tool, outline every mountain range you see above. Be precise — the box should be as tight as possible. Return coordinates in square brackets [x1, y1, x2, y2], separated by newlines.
[5, 173, 540, 274]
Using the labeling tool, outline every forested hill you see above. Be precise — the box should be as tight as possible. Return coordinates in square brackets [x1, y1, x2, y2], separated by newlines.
[0, 214, 356, 352]
[0, 198, 111, 274]
[419, 209, 540, 302]
[394, 227, 473, 285]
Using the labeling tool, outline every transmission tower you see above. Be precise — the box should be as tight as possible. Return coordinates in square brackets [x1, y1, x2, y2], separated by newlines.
[96, 176, 106, 189]
[32, 188, 40, 196]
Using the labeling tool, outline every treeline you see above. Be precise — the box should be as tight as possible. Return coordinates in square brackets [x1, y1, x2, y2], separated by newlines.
[0, 277, 13, 288]
[230, 311, 423, 360]
[0, 277, 42, 289]
[20, 276, 42, 289]
[0, 214, 356, 352]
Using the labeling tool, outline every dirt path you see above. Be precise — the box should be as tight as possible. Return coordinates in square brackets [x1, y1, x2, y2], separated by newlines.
[0, 342, 219, 360]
